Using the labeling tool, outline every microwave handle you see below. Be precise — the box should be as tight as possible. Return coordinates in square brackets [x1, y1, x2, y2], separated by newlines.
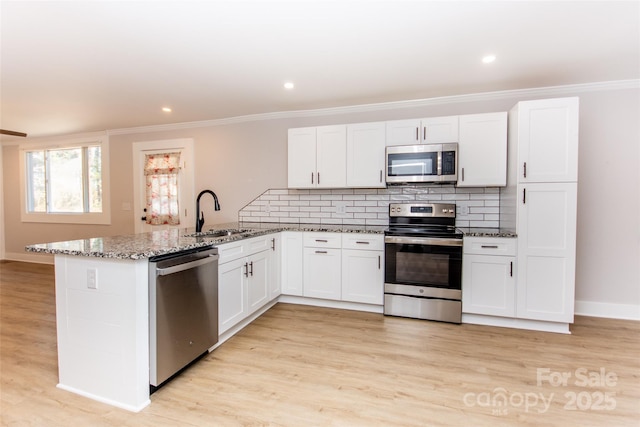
[437, 151, 443, 176]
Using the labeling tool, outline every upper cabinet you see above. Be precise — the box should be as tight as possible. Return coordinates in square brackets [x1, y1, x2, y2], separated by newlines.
[385, 116, 459, 146]
[288, 125, 347, 188]
[346, 122, 386, 188]
[457, 112, 508, 187]
[513, 97, 579, 183]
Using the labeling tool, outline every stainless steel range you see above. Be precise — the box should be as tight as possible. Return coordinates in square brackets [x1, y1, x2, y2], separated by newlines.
[384, 202, 463, 323]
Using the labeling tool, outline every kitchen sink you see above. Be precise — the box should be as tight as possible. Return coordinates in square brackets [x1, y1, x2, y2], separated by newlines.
[185, 228, 254, 238]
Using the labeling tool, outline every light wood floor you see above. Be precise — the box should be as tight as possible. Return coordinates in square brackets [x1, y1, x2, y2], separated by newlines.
[1, 260, 639, 426]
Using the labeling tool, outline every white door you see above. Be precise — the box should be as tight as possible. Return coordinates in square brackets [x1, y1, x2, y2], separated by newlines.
[385, 119, 421, 146]
[316, 125, 347, 188]
[341, 249, 383, 304]
[346, 122, 386, 188]
[517, 97, 579, 183]
[457, 112, 508, 187]
[516, 182, 577, 322]
[422, 116, 459, 143]
[133, 139, 194, 233]
[462, 254, 516, 317]
[303, 247, 342, 300]
[287, 127, 317, 188]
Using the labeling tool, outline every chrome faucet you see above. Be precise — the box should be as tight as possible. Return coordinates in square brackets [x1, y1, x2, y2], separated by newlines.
[195, 189, 221, 232]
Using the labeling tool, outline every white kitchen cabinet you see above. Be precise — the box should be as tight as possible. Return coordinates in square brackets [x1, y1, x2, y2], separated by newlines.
[217, 235, 276, 334]
[268, 234, 281, 300]
[498, 97, 579, 328]
[462, 237, 516, 317]
[341, 234, 384, 305]
[457, 112, 507, 187]
[346, 122, 386, 188]
[303, 232, 342, 300]
[513, 97, 579, 183]
[281, 231, 303, 296]
[516, 183, 577, 322]
[287, 125, 346, 188]
[386, 116, 459, 146]
[218, 257, 248, 334]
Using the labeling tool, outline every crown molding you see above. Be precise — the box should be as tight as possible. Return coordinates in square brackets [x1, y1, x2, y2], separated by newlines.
[34, 79, 640, 138]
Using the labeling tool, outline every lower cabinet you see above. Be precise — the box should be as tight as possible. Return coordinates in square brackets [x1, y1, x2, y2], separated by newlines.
[341, 234, 384, 305]
[298, 232, 384, 305]
[303, 232, 342, 300]
[218, 236, 277, 335]
[462, 237, 516, 317]
[281, 232, 303, 296]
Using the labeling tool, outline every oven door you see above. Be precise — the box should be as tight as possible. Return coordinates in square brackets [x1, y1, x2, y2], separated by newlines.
[384, 235, 462, 290]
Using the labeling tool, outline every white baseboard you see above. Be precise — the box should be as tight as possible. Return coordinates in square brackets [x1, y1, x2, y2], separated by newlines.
[4, 251, 54, 264]
[575, 300, 640, 321]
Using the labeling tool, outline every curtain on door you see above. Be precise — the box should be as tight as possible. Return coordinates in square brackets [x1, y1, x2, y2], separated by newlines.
[144, 152, 181, 225]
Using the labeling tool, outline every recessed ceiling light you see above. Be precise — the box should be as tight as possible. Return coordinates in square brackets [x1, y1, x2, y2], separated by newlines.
[284, 82, 294, 90]
[482, 55, 496, 64]
[162, 107, 172, 113]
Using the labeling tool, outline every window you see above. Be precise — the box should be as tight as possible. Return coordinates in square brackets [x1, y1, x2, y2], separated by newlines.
[20, 135, 110, 224]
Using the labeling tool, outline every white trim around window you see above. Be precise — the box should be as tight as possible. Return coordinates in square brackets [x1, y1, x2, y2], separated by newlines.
[19, 135, 111, 225]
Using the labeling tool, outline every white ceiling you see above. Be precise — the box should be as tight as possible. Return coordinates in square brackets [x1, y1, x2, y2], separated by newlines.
[1, 1, 639, 141]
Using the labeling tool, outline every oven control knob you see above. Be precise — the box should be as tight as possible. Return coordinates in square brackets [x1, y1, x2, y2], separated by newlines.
[419, 289, 424, 294]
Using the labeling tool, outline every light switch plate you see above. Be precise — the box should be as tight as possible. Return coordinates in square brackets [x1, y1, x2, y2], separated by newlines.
[87, 268, 98, 289]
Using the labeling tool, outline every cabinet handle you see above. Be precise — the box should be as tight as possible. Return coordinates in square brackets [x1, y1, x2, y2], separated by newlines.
[249, 261, 253, 276]
[523, 188, 526, 204]
[244, 262, 249, 277]
[311, 172, 314, 184]
[378, 255, 381, 270]
[379, 170, 383, 183]
[481, 245, 498, 249]
[523, 162, 527, 178]
[315, 250, 328, 254]
[315, 239, 328, 243]
[461, 167, 465, 182]
[415, 127, 419, 141]
[355, 241, 370, 245]
[271, 238, 275, 251]
[317, 172, 320, 184]
[423, 126, 426, 141]
[510, 261, 513, 277]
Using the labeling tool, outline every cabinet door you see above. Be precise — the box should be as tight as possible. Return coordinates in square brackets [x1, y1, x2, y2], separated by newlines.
[517, 97, 579, 183]
[316, 125, 347, 188]
[218, 258, 247, 334]
[457, 112, 507, 187]
[288, 127, 317, 188]
[346, 122, 386, 188]
[462, 254, 515, 317]
[268, 235, 281, 300]
[516, 182, 577, 322]
[303, 247, 341, 300]
[247, 250, 270, 315]
[341, 249, 383, 304]
[385, 119, 421, 146]
[281, 232, 303, 296]
[422, 116, 459, 143]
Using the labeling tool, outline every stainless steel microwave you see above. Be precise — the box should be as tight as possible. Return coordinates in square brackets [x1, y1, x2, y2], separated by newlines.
[386, 143, 458, 184]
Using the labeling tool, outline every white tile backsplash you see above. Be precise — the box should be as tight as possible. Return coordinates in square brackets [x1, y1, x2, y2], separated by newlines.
[239, 186, 502, 227]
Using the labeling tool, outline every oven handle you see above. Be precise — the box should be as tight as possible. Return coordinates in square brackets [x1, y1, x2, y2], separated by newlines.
[384, 236, 462, 247]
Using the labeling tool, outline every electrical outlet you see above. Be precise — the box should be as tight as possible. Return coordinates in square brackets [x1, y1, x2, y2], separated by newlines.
[335, 202, 347, 215]
[87, 268, 97, 289]
[264, 202, 271, 213]
[459, 205, 469, 215]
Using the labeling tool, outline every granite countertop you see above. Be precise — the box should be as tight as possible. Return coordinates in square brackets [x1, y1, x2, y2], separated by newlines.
[458, 227, 517, 238]
[25, 221, 387, 260]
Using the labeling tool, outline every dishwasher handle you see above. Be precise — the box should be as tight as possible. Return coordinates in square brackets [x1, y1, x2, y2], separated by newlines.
[156, 254, 219, 276]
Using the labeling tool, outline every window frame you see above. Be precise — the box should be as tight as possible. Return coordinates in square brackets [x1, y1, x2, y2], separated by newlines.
[19, 135, 111, 225]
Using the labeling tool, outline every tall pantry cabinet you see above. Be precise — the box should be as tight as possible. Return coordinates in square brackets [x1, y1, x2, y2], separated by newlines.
[500, 97, 579, 325]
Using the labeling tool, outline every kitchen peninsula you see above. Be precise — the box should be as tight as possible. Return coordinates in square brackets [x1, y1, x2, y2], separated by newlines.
[25, 222, 386, 411]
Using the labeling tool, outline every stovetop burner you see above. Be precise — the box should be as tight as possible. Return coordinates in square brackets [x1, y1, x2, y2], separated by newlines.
[386, 202, 462, 239]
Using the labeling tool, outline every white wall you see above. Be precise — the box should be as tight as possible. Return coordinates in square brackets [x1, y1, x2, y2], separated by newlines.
[3, 82, 639, 319]
[0, 144, 4, 260]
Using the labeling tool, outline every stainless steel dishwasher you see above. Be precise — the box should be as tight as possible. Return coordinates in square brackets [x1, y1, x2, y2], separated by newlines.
[149, 246, 219, 388]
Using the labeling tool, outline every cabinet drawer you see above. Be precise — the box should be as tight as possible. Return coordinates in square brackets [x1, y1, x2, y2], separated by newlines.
[342, 233, 384, 251]
[463, 237, 516, 256]
[217, 240, 247, 264]
[303, 232, 342, 248]
[245, 235, 273, 253]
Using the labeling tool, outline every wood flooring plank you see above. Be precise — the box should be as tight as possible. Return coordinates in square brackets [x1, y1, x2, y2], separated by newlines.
[1, 260, 639, 426]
